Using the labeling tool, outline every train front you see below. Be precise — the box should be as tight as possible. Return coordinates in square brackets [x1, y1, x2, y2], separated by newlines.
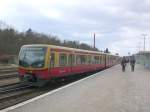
[18, 45, 49, 86]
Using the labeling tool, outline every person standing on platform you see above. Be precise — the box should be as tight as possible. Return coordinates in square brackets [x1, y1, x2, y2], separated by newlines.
[130, 55, 136, 72]
[121, 56, 126, 72]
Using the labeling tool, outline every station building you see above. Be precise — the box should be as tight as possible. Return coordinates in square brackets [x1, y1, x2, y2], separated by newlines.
[135, 51, 150, 69]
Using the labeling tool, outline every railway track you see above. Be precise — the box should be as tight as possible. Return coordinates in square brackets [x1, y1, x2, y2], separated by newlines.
[0, 67, 17, 75]
[0, 82, 20, 88]
[0, 67, 19, 87]
[0, 71, 96, 110]
[0, 82, 35, 109]
[0, 73, 17, 80]
[0, 67, 18, 78]
[0, 83, 31, 93]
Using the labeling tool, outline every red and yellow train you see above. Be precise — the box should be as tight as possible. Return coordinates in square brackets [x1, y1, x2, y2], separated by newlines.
[18, 44, 120, 86]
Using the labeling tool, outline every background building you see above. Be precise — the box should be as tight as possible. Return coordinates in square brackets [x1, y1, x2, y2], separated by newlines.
[135, 51, 150, 69]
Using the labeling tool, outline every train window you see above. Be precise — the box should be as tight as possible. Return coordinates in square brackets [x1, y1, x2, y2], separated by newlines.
[94, 56, 99, 64]
[101, 55, 103, 64]
[68, 54, 71, 66]
[81, 55, 86, 64]
[97, 56, 99, 64]
[72, 55, 75, 65]
[76, 55, 90, 65]
[91, 56, 93, 64]
[68, 54, 75, 66]
[76, 55, 81, 64]
[99, 55, 101, 64]
[85, 55, 88, 64]
[102, 54, 105, 64]
[59, 53, 67, 66]
[50, 52, 55, 68]
[91, 56, 95, 64]
[106, 55, 108, 65]
[87, 55, 91, 64]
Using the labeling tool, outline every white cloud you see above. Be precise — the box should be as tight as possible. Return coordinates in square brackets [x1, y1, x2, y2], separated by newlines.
[0, 0, 150, 55]
[41, 9, 62, 20]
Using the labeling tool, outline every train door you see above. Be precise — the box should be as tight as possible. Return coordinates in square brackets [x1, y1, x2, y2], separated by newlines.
[48, 51, 55, 75]
[68, 54, 75, 72]
[68, 54, 73, 72]
[104, 54, 107, 68]
[99, 54, 101, 65]
[50, 52, 55, 68]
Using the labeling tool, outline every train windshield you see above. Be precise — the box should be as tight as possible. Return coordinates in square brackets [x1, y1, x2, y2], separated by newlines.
[19, 47, 47, 68]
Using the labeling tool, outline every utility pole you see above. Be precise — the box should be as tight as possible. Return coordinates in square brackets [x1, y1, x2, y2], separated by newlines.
[94, 33, 95, 48]
[141, 34, 147, 51]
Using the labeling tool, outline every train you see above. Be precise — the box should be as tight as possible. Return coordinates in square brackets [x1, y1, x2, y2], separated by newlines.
[18, 44, 120, 86]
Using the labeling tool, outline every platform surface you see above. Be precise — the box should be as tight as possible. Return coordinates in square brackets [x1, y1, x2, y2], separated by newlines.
[2, 64, 150, 112]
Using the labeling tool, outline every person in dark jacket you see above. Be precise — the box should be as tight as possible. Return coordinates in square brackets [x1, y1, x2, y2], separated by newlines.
[121, 56, 126, 72]
[130, 55, 136, 72]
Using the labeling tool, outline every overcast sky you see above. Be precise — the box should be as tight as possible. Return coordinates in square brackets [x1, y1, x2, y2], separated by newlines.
[0, 0, 150, 55]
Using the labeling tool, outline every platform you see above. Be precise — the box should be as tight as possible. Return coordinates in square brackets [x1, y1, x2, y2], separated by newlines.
[1, 64, 150, 112]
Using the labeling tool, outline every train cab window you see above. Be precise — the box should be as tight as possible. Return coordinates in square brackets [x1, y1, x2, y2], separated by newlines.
[19, 47, 46, 68]
[50, 52, 55, 68]
[59, 53, 67, 66]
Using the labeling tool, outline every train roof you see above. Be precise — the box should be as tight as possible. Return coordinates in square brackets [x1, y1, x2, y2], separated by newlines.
[22, 44, 119, 56]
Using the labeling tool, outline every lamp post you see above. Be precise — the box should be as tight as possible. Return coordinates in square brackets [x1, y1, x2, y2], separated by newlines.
[141, 34, 147, 51]
[93, 33, 95, 48]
